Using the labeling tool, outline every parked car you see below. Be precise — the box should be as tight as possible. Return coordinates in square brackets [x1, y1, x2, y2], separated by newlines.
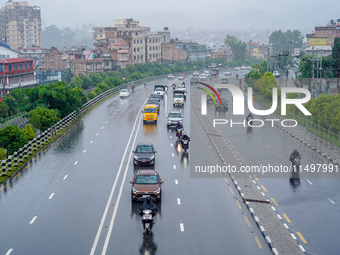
[273, 71, 280, 77]
[130, 169, 163, 202]
[119, 89, 130, 98]
[167, 111, 183, 127]
[132, 142, 157, 166]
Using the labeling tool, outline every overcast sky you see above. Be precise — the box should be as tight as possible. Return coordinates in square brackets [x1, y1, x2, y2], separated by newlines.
[30, 0, 340, 33]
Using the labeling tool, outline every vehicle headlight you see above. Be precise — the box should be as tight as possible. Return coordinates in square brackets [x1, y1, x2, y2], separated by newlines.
[132, 187, 139, 194]
[150, 155, 155, 160]
[153, 188, 161, 194]
[143, 114, 146, 117]
[134, 155, 138, 160]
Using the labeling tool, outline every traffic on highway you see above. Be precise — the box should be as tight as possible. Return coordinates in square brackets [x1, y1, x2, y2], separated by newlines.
[0, 71, 339, 255]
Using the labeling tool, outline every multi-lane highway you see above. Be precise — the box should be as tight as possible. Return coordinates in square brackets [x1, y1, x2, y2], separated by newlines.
[0, 76, 272, 255]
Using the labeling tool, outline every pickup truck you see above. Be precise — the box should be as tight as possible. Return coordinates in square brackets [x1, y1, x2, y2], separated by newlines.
[173, 91, 185, 107]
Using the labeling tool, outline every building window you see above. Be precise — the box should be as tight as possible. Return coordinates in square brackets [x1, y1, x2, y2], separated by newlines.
[0, 64, 2, 72]
[141, 40, 143, 44]
[29, 62, 32, 68]
[9, 64, 12, 71]
[134, 56, 136, 60]
[137, 40, 139, 44]
[135, 32, 138, 36]
[141, 55, 143, 60]
[24, 62, 27, 69]
[149, 47, 151, 51]
[14, 63, 17, 70]
[133, 40, 136, 44]
[19, 63, 22, 69]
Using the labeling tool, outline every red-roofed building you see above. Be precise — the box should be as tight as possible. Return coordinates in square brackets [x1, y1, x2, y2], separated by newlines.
[0, 58, 38, 100]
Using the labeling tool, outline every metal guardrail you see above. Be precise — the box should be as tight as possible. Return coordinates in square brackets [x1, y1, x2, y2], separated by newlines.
[253, 93, 340, 164]
[0, 74, 168, 180]
[0, 112, 28, 129]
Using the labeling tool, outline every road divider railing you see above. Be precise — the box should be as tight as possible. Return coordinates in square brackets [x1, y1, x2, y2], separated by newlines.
[0, 74, 171, 185]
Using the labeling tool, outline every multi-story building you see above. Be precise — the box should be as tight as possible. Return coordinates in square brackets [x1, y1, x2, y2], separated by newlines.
[162, 40, 186, 64]
[247, 41, 269, 60]
[0, 1, 41, 51]
[19, 46, 47, 63]
[146, 32, 162, 62]
[41, 48, 67, 70]
[306, 19, 340, 47]
[0, 57, 37, 99]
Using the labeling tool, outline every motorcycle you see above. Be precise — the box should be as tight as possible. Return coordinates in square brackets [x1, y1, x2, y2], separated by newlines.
[181, 139, 189, 152]
[246, 115, 254, 125]
[292, 155, 302, 171]
[176, 127, 183, 139]
[172, 85, 176, 90]
[141, 209, 155, 235]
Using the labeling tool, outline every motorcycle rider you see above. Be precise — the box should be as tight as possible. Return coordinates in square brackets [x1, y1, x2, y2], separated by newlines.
[172, 83, 176, 90]
[246, 113, 253, 123]
[139, 196, 158, 216]
[182, 81, 186, 87]
[180, 132, 190, 149]
[289, 149, 300, 168]
[236, 73, 239, 79]
[175, 121, 183, 137]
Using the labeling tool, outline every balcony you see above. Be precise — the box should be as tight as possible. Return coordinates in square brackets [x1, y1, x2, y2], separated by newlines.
[6, 79, 39, 90]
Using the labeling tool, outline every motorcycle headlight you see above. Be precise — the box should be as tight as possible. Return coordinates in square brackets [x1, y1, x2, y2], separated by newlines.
[132, 187, 139, 194]
[153, 188, 161, 194]
[150, 155, 155, 160]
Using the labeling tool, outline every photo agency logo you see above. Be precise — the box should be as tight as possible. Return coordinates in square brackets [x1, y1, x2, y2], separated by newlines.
[197, 82, 312, 128]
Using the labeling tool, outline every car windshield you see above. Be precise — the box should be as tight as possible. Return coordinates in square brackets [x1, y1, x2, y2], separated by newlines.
[174, 94, 184, 98]
[155, 88, 163, 91]
[150, 94, 159, 98]
[121, 89, 128, 92]
[136, 145, 153, 153]
[147, 100, 158, 104]
[135, 175, 159, 184]
[168, 112, 182, 118]
[144, 108, 156, 113]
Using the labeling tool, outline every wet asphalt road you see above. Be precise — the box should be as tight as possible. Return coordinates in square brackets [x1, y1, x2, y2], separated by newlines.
[0, 77, 272, 255]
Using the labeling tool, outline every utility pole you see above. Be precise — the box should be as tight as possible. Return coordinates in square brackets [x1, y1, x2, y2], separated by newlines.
[312, 46, 315, 98]
[337, 52, 340, 94]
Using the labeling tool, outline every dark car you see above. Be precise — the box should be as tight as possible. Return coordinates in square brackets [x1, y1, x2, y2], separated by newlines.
[133, 143, 157, 166]
[130, 169, 163, 202]
[146, 99, 160, 112]
[149, 94, 161, 101]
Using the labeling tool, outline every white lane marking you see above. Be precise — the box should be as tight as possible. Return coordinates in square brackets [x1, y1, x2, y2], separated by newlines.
[63, 175, 68, 180]
[29, 216, 38, 224]
[90, 103, 144, 255]
[180, 223, 185, 232]
[74, 161, 78, 165]
[307, 180, 313, 185]
[267, 145, 271, 148]
[328, 198, 336, 204]
[278, 154, 282, 158]
[284, 223, 289, 229]
[171, 144, 173, 147]
[177, 198, 181, 205]
[291, 233, 297, 239]
[299, 245, 306, 252]
[83, 149, 87, 153]
[175, 180, 178, 185]
[101, 127, 104, 129]
[48, 193, 55, 200]
[172, 153, 175, 157]
[5, 249, 13, 255]
[170, 136, 172, 138]
[96, 133, 99, 136]
[173, 165, 176, 169]
[90, 141, 93, 144]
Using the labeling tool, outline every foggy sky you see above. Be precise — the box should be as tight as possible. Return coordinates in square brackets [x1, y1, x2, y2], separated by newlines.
[30, 0, 340, 33]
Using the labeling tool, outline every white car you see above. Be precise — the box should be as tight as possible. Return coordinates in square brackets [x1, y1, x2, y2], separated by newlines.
[235, 67, 240, 71]
[175, 87, 187, 98]
[199, 74, 207, 80]
[193, 71, 199, 76]
[153, 87, 165, 98]
[273, 71, 280, 77]
[241, 66, 246, 70]
[119, 89, 130, 98]
[167, 74, 174, 79]
[246, 66, 252, 70]
[225, 71, 232, 76]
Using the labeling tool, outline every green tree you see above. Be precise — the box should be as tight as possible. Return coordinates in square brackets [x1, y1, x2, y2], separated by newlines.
[0, 126, 28, 155]
[0, 147, 7, 160]
[245, 70, 262, 87]
[3, 95, 18, 115]
[23, 124, 36, 141]
[224, 35, 247, 62]
[29, 107, 60, 131]
[70, 76, 83, 88]
[0, 101, 9, 117]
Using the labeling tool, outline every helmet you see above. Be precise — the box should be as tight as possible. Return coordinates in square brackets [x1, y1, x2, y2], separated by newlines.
[294, 148, 297, 151]
[146, 196, 151, 203]
[177, 121, 180, 124]
[183, 132, 187, 136]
